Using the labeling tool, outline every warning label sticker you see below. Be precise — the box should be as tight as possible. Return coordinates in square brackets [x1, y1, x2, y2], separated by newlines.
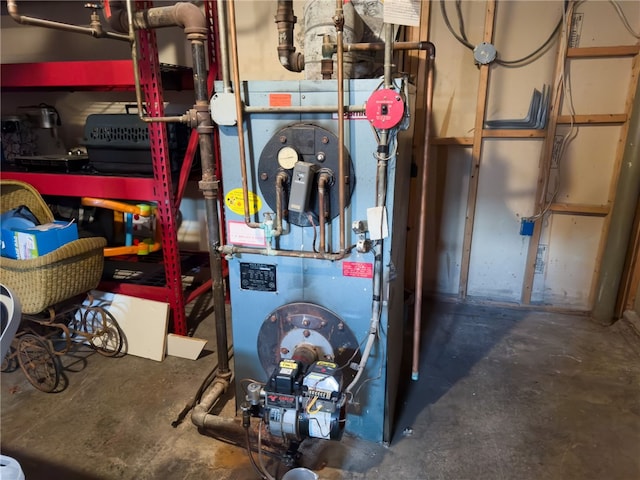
[228, 221, 266, 247]
[269, 93, 292, 107]
[342, 262, 373, 279]
[225, 188, 262, 216]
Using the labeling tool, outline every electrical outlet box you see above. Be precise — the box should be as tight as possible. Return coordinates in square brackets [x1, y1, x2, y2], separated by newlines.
[520, 218, 535, 236]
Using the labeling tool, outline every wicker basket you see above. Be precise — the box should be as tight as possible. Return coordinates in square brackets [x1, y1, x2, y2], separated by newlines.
[0, 180, 106, 314]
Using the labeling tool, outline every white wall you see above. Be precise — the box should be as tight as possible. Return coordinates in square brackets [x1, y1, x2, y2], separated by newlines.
[426, 0, 640, 309]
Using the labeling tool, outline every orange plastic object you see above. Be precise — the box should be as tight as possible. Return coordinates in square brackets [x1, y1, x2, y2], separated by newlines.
[80, 197, 161, 256]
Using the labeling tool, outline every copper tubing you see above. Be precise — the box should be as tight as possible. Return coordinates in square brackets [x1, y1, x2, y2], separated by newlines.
[318, 173, 331, 253]
[273, 172, 289, 237]
[228, 0, 261, 229]
[335, 0, 346, 253]
[222, 244, 348, 260]
[412, 43, 436, 381]
[345, 41, 432, 52]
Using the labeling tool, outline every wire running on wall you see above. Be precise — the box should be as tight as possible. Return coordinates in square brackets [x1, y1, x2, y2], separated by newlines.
[439, 0, 564, 67]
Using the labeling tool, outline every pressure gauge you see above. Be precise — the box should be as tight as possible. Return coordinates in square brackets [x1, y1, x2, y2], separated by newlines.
[277, 146, 299, 169]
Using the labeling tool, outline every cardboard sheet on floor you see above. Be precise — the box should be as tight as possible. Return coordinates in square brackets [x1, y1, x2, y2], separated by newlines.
[87, 290, 169, 361]
[166, 334, 207, 360]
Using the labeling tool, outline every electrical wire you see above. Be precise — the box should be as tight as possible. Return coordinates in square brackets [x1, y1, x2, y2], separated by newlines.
[528, 1, 580, 223]
[440, 0, 473, 50]
[245, 427, 268, 480]
[258, 419, 276, 480]
[307, 212, 318, 253]
[609, 0, 640, 38]
[440, 0, 565, 67]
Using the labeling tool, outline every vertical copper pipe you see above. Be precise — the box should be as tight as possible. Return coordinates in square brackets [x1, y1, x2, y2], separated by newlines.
[274, 172, 288, 237]
[335, 0, 346, 252]
[412, 44, 436, 381]
[227, 0, 261, 228]
[318, 174, 330, 253]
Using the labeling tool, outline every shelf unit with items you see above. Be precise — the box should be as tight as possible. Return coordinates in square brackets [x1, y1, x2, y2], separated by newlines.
[0, 2, 223, 335]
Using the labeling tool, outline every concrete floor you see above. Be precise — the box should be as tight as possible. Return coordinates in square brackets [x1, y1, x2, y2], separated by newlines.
[1, 300, 639, 479]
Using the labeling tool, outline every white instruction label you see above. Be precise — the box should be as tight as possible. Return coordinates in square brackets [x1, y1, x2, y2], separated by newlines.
[384, 0, 421, 27]
[227, 220, 266, 247]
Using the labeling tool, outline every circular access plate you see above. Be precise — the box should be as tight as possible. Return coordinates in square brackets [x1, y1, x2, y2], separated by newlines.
[257, 302, 361, 384]
[258, 124, 355, 227]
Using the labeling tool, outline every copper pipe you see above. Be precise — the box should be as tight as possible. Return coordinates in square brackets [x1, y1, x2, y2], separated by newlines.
[318, 173, 331, 253]
[244, 104, 365, 114]
[345, 41, 432, 52]
[228, 0, 261, 229]
[222, 244, 349, 260]
[412, 43, 436, 381]
[335, 0, 346, 253]
[273, 172, 289, 237]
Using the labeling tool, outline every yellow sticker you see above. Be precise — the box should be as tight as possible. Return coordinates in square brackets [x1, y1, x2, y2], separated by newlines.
[280, 360, 298, 370]
[225, 188, 262, 215]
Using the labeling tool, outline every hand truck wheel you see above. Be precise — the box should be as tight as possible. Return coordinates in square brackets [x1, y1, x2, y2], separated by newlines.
[17, 333, 60, 393]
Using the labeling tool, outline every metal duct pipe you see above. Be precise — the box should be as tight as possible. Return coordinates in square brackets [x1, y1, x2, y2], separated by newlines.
[6, 0, 130, 40]
[592, 77, 640, 325]
[412, 42, 436, 380]
[274, 0, 304, 72]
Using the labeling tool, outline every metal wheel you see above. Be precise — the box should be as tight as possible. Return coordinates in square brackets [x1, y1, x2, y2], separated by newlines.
[82, 306, 123, 357]
[17, 334, 60, 392]
[1, 345, 18, 373]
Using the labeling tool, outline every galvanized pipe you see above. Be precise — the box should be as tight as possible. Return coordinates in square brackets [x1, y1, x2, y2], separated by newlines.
[216, 0, 232, 93]
[593, 76, 640, 325]
[6, 0, 130, 41]
[412, 42, 436, 380]
[191, 377, 236, 429]
[244, 104, 365, 114]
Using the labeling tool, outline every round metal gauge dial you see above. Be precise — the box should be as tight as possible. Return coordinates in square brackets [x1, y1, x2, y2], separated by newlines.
[277, 146, 299, 169]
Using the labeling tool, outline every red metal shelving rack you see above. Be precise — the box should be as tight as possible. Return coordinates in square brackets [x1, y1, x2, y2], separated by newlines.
[1, 2, 221, 335]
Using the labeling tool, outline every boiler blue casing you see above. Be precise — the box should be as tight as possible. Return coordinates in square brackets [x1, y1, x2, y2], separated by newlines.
[216, 79, 412, 444]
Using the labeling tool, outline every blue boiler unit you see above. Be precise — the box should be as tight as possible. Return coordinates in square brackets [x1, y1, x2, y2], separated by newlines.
[215, 78, 414, 445]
